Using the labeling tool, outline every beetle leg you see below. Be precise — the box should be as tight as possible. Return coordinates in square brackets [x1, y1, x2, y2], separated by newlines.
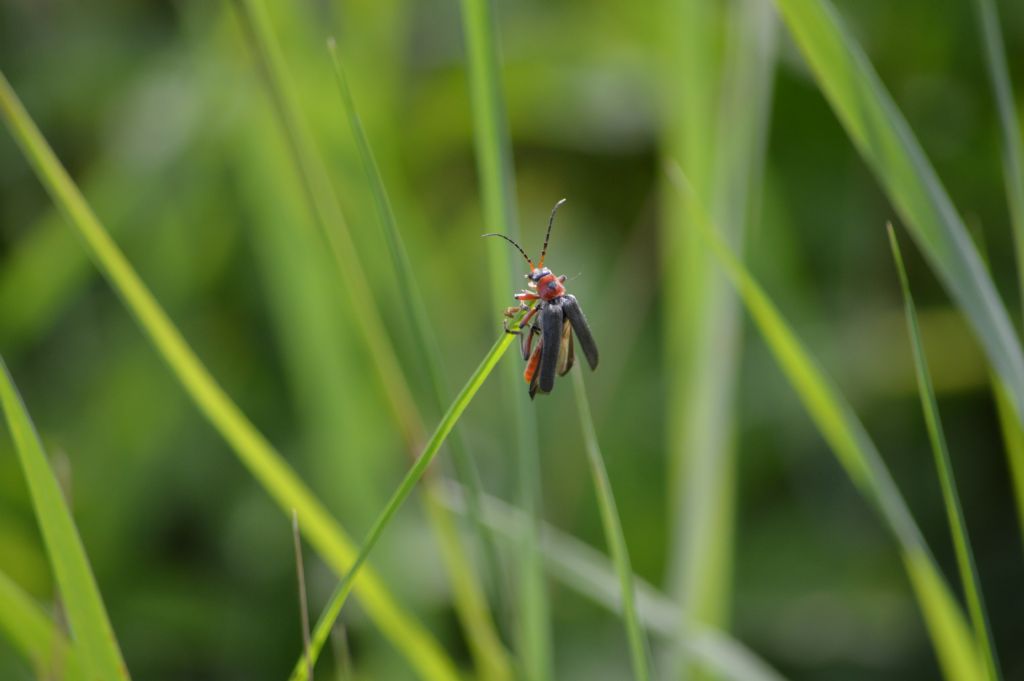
[520, 311, 544, 360]
[504, 301, 538, 334]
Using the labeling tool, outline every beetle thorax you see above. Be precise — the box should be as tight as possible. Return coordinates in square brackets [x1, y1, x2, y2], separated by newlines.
[529, 267, 565, 301]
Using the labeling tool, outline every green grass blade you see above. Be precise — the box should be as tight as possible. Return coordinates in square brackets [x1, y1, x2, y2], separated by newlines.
[572, 370, 652, 681]
[661, 4, 777, 677]
[0, 69, 461, 681]
[0, 356, 129, 681]
[669, 168, 984, 680]
[438, 483, 790, 681]
[992, 378, 1024, 546]
[325, 40, 512, 680]
[459, 0, 551, 677]
[973, 0, 1024, 310]
[230, 4, 510, 676]
[288, 330, 519, 681]
[888, 226, 1001, 680]
[971, 0, 1024, 548]
[230, 0, 422, 446]
[0, 567, 85, 680]
[772, 0, 1024, 422]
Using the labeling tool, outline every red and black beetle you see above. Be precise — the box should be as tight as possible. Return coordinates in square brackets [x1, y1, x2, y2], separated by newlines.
[484, 199, 599, 398]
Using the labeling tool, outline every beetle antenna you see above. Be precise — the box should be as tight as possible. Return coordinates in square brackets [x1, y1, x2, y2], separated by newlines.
[538, 198, 566, 267]
[482, 233, 535, 269]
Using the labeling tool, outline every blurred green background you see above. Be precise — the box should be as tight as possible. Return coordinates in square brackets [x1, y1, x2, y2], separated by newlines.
[1, 0, 1023, 679]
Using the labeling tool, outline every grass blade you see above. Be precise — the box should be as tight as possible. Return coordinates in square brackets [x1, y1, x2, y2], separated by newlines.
[973, 0, 1024, 310]
[660, 3, 777, 676]
[0, 356, 129, 681]
[325, 40, 512, 680]
[992, 379, 1024, 545]
[230, 3, 509, 676]
[888, 226, 1001, 680]
[438, 483, 790, 681]
[0, 69, 460, 681]
[230, 0, 422, 446]
[292, 511, 314, 681]
[459, 0, 551, 677]
[971, 0, 1024, 549]
[669, 167, 984, 680]
[288, 330, 520, 680]
[572, 370, 652, 681]
[0, 567, 84, 680]
[772, 0, 1024, 422]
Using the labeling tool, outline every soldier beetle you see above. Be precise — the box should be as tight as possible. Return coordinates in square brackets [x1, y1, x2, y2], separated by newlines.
[484, 199, 599, 398]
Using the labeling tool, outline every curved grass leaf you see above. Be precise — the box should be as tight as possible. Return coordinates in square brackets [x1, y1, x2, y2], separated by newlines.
[0, 564, 85, 680]
[0, 70, 460, 681]
[772, 0, 1024, 423]
[572, 370, 652, 681]
[438, 482, 790, 681]
[888, 226, 1000, 680]
[288, 330, 519, 680]
[669, 167, 984, 680]
[0, 357, 128, 681]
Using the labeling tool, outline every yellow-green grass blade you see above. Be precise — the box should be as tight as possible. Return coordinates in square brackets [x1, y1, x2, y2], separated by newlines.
[888, 226, 1001, 680]
[0, 70, 460, 681]
[660, 4, 777, 678]
[772, 0, 1024, 423]
[438, 483, 790, 681]
[0, 565, 85, 680]
[671, 169, 984, 680]
[659, 0, 729, 666]
[0, 357, 128, 681]
[288, 330, 519, 681]
[572, 370, 652, 681]
[326, 41, 511, 680]
[973, 0, 1024, 311]
[459, 0, 551, 677]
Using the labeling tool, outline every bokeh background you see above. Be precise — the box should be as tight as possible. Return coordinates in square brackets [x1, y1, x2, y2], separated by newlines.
[2, 0, 1024, 679]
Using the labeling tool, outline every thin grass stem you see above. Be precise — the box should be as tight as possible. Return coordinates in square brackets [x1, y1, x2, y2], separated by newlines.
[571, 370, 652, 681]
[888, 226, 1001, 681]
[293, 511, 314, 681]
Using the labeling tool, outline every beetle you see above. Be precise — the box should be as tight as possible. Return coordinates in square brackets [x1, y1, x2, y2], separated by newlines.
[483, 198, 599, 398]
